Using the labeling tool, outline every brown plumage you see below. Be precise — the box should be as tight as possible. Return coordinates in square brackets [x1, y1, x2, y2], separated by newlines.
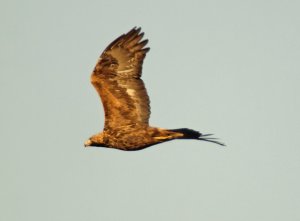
[84, 27, 224, 151]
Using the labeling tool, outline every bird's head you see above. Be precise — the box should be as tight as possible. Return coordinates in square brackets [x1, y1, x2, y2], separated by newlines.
[84, 133, 106, 148]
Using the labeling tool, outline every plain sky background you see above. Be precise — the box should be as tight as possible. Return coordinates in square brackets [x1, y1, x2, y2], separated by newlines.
[1, 0, 299, 220]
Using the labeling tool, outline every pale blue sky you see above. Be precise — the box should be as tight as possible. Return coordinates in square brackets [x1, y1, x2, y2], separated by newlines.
[1, 0, 300, 220]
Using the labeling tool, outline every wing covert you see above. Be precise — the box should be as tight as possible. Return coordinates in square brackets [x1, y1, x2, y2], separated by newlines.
[90, 27, 151, 131]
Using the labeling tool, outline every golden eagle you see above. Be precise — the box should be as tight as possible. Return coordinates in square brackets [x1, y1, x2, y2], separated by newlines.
[84, 27, 224, 150]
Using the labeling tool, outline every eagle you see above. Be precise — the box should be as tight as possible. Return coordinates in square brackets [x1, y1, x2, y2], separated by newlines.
[84, 27, 224, 151]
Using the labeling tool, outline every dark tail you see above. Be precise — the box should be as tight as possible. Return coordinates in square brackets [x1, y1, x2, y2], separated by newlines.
[169, 128, 225, 146]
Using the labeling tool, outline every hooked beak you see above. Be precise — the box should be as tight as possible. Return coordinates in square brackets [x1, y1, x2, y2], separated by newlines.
[84, 139, 92, 147]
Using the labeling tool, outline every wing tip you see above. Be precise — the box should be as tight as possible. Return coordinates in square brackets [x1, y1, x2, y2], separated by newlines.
[106, 27, 150, 51]
[141, 47, 150, 53]
[103, 27, 142, 52]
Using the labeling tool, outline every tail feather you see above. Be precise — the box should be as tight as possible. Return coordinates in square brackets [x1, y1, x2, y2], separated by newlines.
[169, 128, 225, 146]
[169, 128, 201, 139]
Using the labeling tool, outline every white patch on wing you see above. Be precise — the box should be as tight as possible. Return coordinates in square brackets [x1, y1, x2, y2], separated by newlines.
[118, 69, 133, 73]
[126, 89, 135, 96]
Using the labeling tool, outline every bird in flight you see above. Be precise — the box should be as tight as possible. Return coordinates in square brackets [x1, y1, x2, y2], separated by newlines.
[84, 27, 224, 150]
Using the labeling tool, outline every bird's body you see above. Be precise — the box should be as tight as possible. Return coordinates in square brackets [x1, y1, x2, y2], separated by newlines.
[84, 27, 224, 150]
[85, 127, 174, 151]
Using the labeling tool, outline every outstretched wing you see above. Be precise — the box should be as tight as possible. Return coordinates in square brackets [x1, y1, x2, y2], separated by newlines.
[91, 27, 151, 131]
